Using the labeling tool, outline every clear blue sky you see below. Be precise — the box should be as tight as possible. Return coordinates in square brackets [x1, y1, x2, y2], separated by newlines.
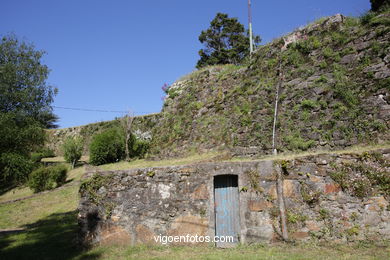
[1, 0, 370, 128]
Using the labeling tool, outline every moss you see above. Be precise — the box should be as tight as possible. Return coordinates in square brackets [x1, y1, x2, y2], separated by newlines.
[330, 159, 390, 198]
[287, 211, 308, 224]
[345, 225, 360, 237]
[318, 209, 330, 221]
[79, 173, 114, 208]
[246, 170, 263, 194]
[301, 99, 318, 110]
[300, 182, 321, 205]
[284, 134, 315, 151]
[147, 171, 156, 177]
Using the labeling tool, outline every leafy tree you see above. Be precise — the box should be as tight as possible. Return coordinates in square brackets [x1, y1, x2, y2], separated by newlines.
[0, 34, 57, 187]
[370, 0, 390, 11]
[62, 137, 83, 168]
[89, 128, 125, 166]
[196, 13, 261, 68]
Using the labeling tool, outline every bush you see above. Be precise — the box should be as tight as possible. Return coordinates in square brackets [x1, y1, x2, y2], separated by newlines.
[62, 137, 83, 168]
[0, 153, 34, 186]
[129, 135, 150, 159]
[28, 164, 69, 193]
[28, 167, 52, 193]
[89, 128, 125, 166]
[50, 164, 68, 187]
[30, 152, 45, 163]
[30, 148, 56, 163]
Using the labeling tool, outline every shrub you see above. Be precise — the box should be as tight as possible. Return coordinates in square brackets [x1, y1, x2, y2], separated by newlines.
[28, 164, 69, 193]
[30, 152, 45, 163]
[50, 164, 68, 187]
[301, 99, 318, 110]
[284, 134, 315, 151]
[89, 128, 125, 166]
[62, 137, 83, 168]
[30, 148, 56, 163]
[0, 153, 34, 186]
[38, 147, 56, 158]
[131, 138, 150, 158]
[28, 167, 52, 193]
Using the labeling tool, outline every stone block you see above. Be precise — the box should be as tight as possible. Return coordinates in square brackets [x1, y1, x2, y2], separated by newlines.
[192, 184, 208, 200]
[248, 200, 273, 212]
[291, 231, 310, 240]
[136, 224, 156, 244]
[167, 215, 208, 244]
[99, 224, 131, 245]
[324, 183, 341, 194]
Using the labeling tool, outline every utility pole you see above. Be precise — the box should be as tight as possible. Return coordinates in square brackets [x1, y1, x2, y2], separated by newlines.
[248, 0, 254, 55]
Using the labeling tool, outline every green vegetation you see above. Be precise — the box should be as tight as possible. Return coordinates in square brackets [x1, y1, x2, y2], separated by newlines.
[0, 35, 58, 190]
[89, 128, 125, 166]
[63, 137, 83, 168]
[196, 13, 260, 68]
[284, 134, 315, 151]
[330, 153, 390, 198]
[89, 126, 149, 166]
[370, 0, 390, 12]
[28, 164, 68, 193]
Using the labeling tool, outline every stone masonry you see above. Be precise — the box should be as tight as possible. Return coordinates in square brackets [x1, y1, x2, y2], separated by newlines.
[78, 148, 390, 246]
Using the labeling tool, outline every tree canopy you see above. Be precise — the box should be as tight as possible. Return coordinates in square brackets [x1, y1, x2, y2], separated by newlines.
[0, 34, 57, 187]
[370, 0, 390, 11]
[196, 13, 261, 69]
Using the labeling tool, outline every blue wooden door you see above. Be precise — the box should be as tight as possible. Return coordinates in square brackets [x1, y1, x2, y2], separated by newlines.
[214, 175, 240, 247]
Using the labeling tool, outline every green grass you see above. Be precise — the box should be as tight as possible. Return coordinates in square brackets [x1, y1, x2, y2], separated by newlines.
[98, 151, 223, 171]
[0, 186, 34, 203]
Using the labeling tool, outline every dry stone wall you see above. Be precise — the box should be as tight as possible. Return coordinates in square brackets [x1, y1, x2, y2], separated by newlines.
[78, 148, 390, 246]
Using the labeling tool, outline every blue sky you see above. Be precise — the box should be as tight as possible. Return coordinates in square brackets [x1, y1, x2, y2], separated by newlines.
[1, 0, 371, 128]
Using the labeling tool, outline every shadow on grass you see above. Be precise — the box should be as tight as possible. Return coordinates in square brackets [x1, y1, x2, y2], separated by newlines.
[0, 210, 100, 260]
[0, 184, 16, 197]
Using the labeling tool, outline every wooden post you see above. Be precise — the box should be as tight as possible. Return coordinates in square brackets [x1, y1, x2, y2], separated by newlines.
[276, 165, 289, 241]
[122, 111, 134, 161]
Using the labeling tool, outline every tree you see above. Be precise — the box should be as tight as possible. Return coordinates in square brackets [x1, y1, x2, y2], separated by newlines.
[62, 137, 83, 168]
[370, 0, 390, 11]
[121, 111, 134, 161]
[196, 13, 261, 69]
[0, 34, 57, 187]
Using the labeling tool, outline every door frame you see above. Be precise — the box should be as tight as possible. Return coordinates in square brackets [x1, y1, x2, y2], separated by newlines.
[210, 174, 241, 247]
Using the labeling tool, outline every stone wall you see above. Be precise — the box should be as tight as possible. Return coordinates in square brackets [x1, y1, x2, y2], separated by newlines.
[150, 13, 390, 158]
[78, 148, 390, 246]
[46, 113, 160, 156]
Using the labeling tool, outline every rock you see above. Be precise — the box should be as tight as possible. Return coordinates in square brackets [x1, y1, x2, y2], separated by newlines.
[325, 183, 341, 194]
[136, 224, 156, 244]
[340, 54, 357, 65]
[291, 231, 310, 240]
[100, 224, 132, 245]
[355, 41, 370, 51]
[192, 184, 208, 200]
[248, 200, 273, 211]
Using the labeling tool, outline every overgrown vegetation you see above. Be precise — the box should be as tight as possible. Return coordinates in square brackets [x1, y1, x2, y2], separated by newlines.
[62, 136, 83, 168]
[28, 164, 68, 193]
[330, 152, 390, 198]
[0, 34, 59, 190]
